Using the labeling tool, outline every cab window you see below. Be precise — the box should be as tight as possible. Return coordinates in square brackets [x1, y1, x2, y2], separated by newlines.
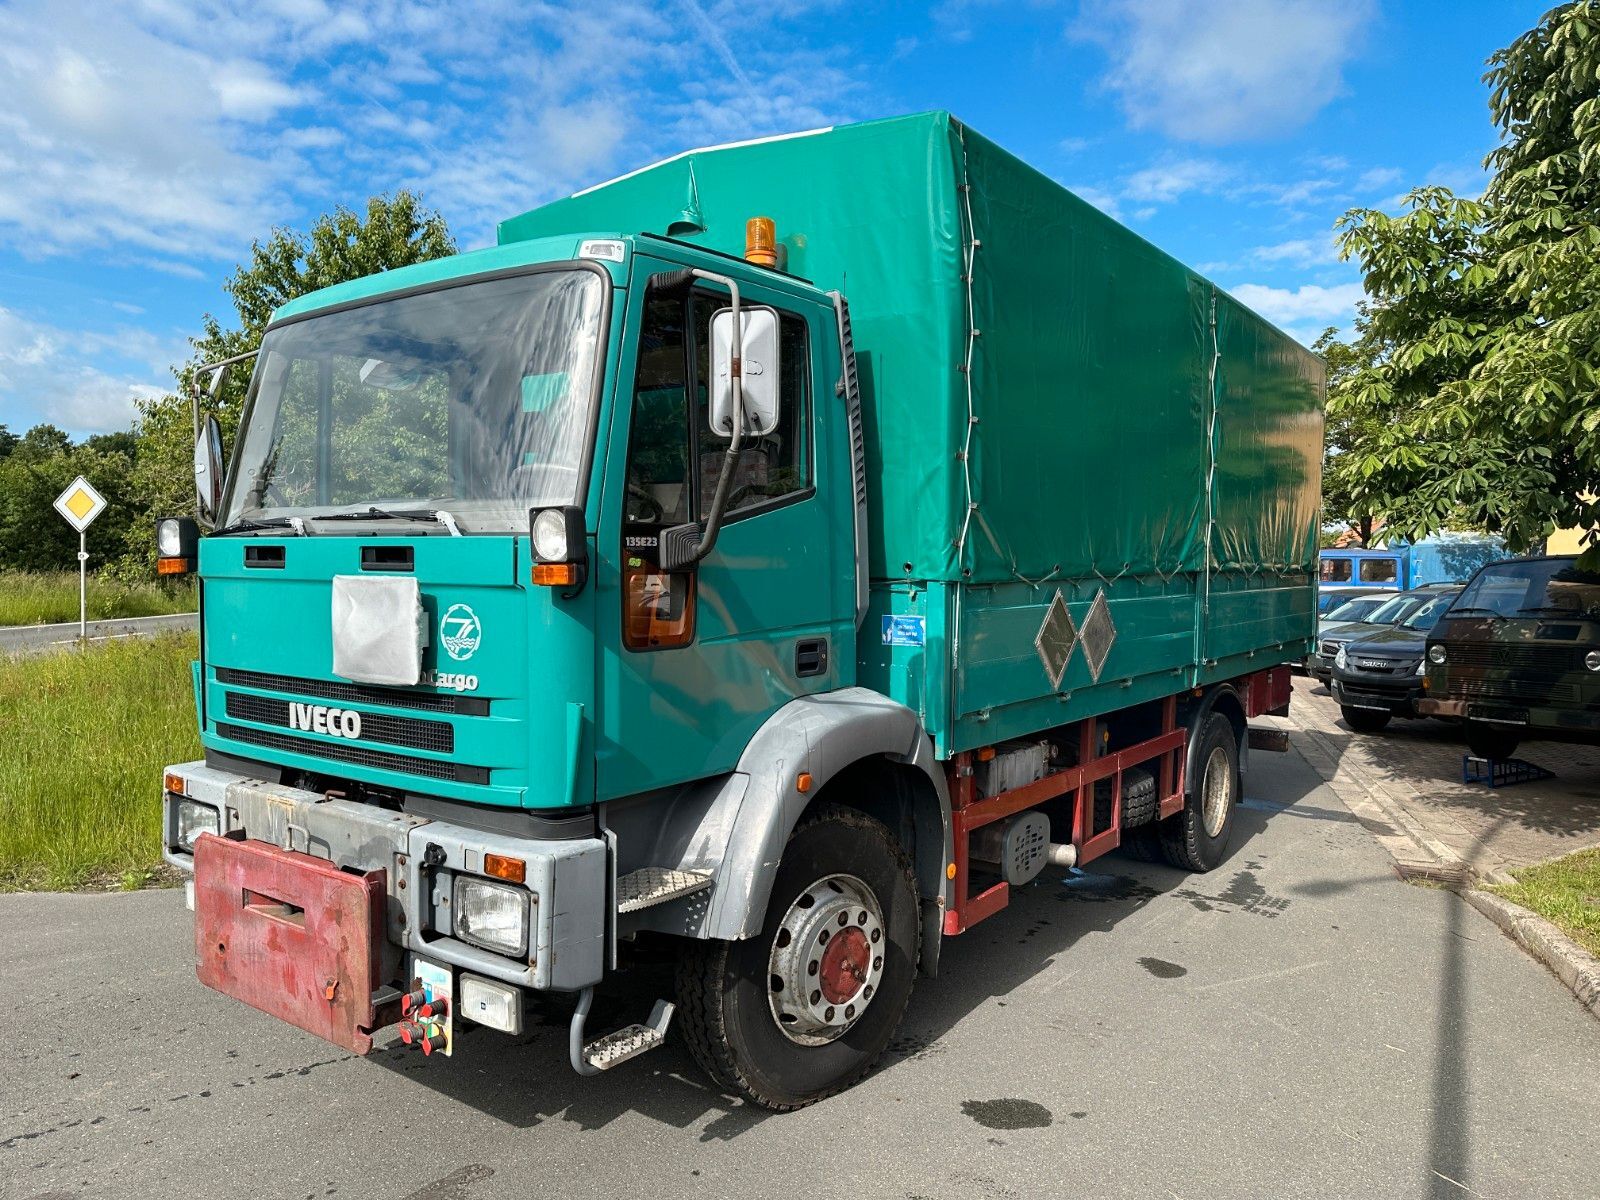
[621, 285, 814, 650]
[1359, 558, 1399, 583]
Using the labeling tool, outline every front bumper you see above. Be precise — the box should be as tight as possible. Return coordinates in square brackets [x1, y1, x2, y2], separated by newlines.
[1331, 675, 1424, 717]
[162, 761, 607, 996]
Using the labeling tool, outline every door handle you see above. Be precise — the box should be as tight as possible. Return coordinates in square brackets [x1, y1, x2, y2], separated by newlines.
[795, 638, 829, 678]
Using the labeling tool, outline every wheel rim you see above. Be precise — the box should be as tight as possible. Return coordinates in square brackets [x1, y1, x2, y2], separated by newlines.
[1201, 743, 1232, 838]
[767, 873, 886, 1046]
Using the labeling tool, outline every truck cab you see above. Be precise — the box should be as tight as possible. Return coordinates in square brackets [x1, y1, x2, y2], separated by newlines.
[1420, 555, 1600, 759]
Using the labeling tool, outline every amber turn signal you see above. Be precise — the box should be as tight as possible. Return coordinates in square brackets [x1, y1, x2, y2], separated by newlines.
[484, 854, 526, 885]
[164, 771, 187, 796]
[157, 557, 191, 576]
[531, 563, 579, 587]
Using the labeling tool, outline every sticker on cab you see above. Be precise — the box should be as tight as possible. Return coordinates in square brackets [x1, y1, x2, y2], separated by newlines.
[881, 615, 925, 647]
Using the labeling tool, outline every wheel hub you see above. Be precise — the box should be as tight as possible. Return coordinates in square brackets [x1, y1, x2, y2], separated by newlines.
[767, 874, 885, 1045]
[1201, 743, 1231, 837]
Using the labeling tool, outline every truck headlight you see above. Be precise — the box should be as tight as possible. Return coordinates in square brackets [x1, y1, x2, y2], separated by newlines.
[1587, 650, 1600, 673]
[1428, 645, 1447, 665]
[176, 799, 219, 850]
[453, 876, 529, 958]
[1334, 645, 1347, 670]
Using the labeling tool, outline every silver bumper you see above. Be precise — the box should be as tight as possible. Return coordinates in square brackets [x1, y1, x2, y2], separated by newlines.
[161, 760, 607, 992]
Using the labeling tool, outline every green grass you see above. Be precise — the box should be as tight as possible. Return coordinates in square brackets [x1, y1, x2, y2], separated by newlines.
[0, 571, 196, 626]
[1492, 847, 1600, 957]
[0, 633, 200, 890]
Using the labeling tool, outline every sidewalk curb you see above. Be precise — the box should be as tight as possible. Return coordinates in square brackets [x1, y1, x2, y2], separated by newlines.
[1283, 699, 1599, 1022]
[1461, 889, 1600, 1022]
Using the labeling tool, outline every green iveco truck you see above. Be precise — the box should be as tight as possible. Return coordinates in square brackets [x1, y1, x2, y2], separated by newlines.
[159, 112, 1323, 1109]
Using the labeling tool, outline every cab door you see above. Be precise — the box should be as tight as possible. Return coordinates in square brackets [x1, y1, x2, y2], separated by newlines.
[592, 255, 853, 800]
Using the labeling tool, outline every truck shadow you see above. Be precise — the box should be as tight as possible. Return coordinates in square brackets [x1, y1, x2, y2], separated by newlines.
[366, 786, 1313, 1137]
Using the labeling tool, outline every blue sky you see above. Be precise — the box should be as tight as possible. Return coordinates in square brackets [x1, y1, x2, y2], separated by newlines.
[0, 0, 1547, 437]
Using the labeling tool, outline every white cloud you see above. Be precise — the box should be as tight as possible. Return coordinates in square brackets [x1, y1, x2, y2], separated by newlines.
[1230, 282, 1365, 325]
[1077, 0, 1375, 142]
[1249, 236, 1343, 268]
[0, 306, 173, 434]
[1124, 158, 1233, 203]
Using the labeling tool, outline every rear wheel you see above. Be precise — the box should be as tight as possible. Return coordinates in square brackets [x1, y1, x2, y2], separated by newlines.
[1156, 713, 1239, 872]
[1465, 722, 1521, 762]
[1341, 706, 1392, 734]
[675, 804, 919, 1110]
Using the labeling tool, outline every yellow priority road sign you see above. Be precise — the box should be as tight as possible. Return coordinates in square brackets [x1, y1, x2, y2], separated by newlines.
[53, 475, 107, 533]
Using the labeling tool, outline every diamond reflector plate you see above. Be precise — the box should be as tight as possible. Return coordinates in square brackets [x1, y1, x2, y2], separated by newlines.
[1034, 589, 1078, 689]
[1079, 589, 1116, 683]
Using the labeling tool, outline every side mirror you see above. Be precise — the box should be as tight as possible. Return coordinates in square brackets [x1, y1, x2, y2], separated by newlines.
[709, 306, 780, 437]
[194, 414, 225, 527]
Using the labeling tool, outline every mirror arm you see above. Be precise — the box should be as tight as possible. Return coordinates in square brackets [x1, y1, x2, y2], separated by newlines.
[674, 269, 744, 567]
[189, 348, 259, 440]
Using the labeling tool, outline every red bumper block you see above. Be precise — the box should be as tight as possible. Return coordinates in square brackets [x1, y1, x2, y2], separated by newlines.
[193, 833, 386, 1054]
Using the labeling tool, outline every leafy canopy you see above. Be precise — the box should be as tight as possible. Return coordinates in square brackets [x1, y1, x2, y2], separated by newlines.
[129, 193, 455, 556]
[1332, 1, 1600, 564]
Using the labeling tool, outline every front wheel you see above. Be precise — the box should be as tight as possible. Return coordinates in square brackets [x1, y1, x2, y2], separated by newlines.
[675, 804, 920, 1110]
[1341, 705, 1392, 734]
[1465, 722, 1520, 762]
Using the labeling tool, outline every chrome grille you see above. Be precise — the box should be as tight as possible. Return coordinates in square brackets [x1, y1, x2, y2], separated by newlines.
[215, 723, 488, 784]
[223, 692, 453, 753]
[214, 667, 488, 716]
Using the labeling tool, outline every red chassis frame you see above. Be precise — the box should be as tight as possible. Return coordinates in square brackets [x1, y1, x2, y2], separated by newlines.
[942, 666, 1289, 935]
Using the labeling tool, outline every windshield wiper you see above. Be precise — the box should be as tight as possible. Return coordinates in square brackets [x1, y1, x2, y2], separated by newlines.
[1516, 605, 1584, 617]
[211, 516, 306, 537]
[311, 506, 462, 536]
[1446, 606, 1504, 617]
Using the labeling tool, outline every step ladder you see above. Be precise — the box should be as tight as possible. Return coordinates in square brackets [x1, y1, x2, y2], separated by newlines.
[616, 867, 713, 913]
[569, 989, 675, 1074]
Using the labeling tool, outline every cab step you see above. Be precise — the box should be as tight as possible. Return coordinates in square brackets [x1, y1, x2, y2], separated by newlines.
[616, 867, 713, 913]
[570, 990, 674, 1075]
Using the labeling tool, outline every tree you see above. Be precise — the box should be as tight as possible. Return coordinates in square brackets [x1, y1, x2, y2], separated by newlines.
[126, 192, 455, 564]
[1333, 2, 1600, 565]
[0, 424, 137, 572]
[1314, 323, 1383, 546]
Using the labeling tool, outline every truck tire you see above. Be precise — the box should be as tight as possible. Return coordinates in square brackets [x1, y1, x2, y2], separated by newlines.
[675, 804, 919, 1110]
[1465, 722, 1520, 762]
[1155, 714, 1239, 873]
[1340, 706, 1392, 734]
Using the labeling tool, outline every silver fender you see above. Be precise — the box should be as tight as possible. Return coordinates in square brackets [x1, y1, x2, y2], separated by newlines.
[610, 687, 950, 946]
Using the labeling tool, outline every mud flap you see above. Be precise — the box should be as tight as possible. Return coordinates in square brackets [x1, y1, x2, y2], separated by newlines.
[193, 833, 386, 1054]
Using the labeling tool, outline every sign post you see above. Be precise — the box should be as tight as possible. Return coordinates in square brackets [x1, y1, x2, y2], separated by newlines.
[52, 476, 107, 642]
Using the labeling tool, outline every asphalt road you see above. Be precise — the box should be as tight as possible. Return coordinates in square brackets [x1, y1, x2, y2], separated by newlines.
[6, 748, 1599, 1200]
[0, 613, 197, 656]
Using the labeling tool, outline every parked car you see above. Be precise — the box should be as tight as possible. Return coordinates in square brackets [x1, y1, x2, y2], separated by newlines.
[1312, 589, 1444, 682]
[1330, 589, 1463, 731]
[1309, 590, 1401, 680]
[1420, 555, 1600, 760]
[1317, 585, 1375, 615]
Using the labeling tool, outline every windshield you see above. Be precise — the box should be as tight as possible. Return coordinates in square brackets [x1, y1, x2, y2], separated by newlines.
[1362, 594, 1421, 624]
[1326, 596, 1389, 622]
[1452, 558, 1600, 620]
[221, 268, 606, 533]
[1400, 593, 1459, 630]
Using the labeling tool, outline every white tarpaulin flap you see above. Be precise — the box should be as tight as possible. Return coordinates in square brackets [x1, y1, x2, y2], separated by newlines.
[331, 574, 424, 685]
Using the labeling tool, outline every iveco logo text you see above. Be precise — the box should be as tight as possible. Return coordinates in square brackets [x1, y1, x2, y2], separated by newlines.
[289, 702, 362, 740]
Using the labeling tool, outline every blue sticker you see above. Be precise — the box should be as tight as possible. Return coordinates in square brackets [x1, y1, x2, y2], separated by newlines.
[881, 615, 925, 646]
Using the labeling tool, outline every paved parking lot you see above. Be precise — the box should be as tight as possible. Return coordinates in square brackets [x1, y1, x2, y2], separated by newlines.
[6, 746, 1600, 1200]
[1290, 676, 1600, 878]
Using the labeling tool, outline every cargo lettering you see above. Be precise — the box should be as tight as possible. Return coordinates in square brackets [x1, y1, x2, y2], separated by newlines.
[289, 702, 362, 740]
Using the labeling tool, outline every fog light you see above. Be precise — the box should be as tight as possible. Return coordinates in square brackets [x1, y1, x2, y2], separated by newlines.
[176, 799, 219, 850]
[1428, 645, 1447, 665]
[459, 973, 523, 1034]
[453, 876, 529, 958]
[1334, 645, 1348, 670]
